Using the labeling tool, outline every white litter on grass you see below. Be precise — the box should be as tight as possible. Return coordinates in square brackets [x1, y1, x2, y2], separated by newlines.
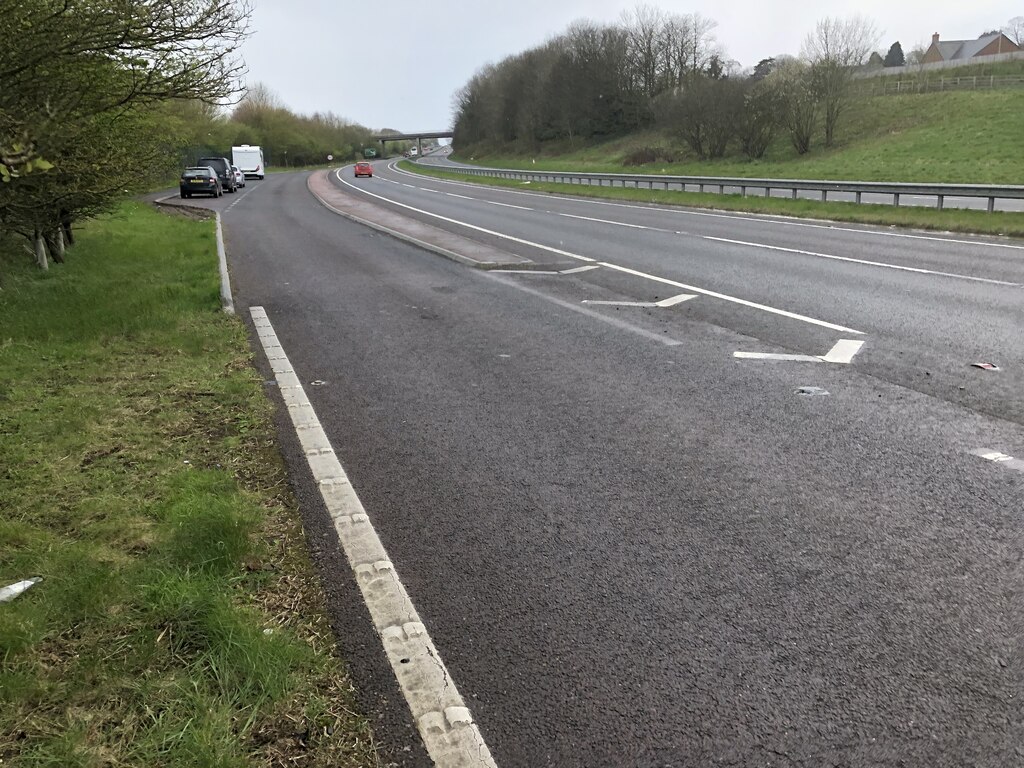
[0, 577, 42, 603]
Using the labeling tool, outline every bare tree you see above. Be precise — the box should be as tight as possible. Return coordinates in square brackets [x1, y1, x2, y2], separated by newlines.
[766, 57, 818, 155]
[1005, 16, 1024, 46]
[801, 15, 881, 147]
[621, 4, 666, 97]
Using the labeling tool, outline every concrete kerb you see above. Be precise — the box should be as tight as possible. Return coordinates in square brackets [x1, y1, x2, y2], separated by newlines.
[306, 170, 566, 272]
[150, 197, 235, 314]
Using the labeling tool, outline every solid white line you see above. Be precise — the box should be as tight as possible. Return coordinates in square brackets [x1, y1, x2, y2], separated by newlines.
[582, 300, 659, 307]
[820, 339, 865, 364]
[489, 269, 560, 274]
[974, 449, 1013, 462]
[335, 168, 597, 263]
[248, 307, 496, 768]
[446, 193, 474, 199]
[598, 262, 864, 334]
[387, 161, 1024, 252]
[970, 448, 1024, 473]
[491, 278, 682, 346]
[560, 265, 601, 274]
[734, 338, 865, 363]
[703, 236, 1019, 286]
[656, 293, 697, 307]
[341, 169, 860, 333]
[734, 352, 823, 362]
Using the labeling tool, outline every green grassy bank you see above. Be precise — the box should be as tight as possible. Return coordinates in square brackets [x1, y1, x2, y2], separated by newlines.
[0, 203, 378, 767]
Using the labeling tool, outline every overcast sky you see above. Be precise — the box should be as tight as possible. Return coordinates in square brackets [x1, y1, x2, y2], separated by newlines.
[239, 0, 1021, 131]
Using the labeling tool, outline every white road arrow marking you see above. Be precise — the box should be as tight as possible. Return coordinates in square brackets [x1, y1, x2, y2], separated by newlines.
[582, 293, 696, 308]
[734, 339, 865, 364]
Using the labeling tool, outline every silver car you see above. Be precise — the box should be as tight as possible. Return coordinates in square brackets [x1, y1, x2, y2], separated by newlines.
[232, 165, 246, 188]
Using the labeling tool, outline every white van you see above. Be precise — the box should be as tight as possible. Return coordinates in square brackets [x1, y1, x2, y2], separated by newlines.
[231, 145, 265, 179]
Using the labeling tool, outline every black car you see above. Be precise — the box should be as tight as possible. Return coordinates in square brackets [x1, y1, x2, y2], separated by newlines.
[180, 166, 222, 198]
[198, 156, 237, 193]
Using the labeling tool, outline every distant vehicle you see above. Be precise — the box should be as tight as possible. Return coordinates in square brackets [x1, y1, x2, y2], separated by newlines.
[198, 156, 237, 193]
[354, 161, 373, 178]
[231, 145, 265, 180]
[179, 166, 222, 198]
[231, 165, 245, 188]
[363, 148, 378, 158]
[408, 146, 418, 157]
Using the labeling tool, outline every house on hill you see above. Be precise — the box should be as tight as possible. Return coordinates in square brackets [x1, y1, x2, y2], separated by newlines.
[922, 32, 1020, 63]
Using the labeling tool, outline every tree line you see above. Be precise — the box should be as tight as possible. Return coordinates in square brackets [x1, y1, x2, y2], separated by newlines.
[452, 8, 882, 158]
[0, 0, 383, 274]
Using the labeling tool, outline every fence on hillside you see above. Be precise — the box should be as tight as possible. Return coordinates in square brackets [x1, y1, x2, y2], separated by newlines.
[856, 74, 1024, 95]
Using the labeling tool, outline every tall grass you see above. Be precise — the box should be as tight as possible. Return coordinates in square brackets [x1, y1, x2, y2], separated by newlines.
[0, 202, 378, 766]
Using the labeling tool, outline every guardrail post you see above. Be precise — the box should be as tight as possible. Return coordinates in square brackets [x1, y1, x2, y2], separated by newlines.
[741, 185, 746, 197]
[893, 193, 900, 206]
[719, 184, 724, 194]
[936, 195, 944, 211]
[821, 190, 827, 203]
[855, 191, 862, 204]
[764, 187, 770, 198]
[988, 197, 995, 213]
[791, 188, 798, 200]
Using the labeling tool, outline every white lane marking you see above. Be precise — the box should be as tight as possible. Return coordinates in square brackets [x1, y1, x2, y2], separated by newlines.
[487, 265, 601, 276]
[703, 236, 1020, 286]
[489, 269, 561, 274]
[970, 448, 1024, 473]
[598, 262, 864, 334]
[334, 168, 597, 263]
[248, 307, 496, 768]
[582, 293, 696, 308]
[734, 339, 865, 364]
[974, 449, 1013, 462]
[485, 200, 533, 211]
[387, 166, 1019, 278]
[387, 161, 1024, 252]
[734, 352, 823, 362]
[557, 212, 653, 230]
[339, 169, 861, 333]
[491, 278, 682, 346]
[583, 293, 696, 308]
[656, 293, 697, 307]
[446, 193, 474, 199]
[820, 339, 865, 364]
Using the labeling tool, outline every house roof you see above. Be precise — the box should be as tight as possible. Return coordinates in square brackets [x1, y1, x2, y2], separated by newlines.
[934, 33, 1010, 60]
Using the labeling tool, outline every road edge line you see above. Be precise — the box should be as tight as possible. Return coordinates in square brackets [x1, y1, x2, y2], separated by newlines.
[306, 171, 507, 270]
[215, 212, 235, 314]
[248, 307, 497, 768]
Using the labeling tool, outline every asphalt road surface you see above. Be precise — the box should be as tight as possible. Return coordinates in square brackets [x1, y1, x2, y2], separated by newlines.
[168, 163, 1024, 767]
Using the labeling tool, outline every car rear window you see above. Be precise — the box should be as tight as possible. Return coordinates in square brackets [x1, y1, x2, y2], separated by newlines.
[183, 169, 211, 178]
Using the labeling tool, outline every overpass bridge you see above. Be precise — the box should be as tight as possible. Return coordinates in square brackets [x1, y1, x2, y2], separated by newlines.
[372, 131, 454, 157]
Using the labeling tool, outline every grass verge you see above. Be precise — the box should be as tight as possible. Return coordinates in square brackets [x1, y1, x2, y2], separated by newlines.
[453, 91, 1024, 184]
[0, 202, 380, 767]
[401, 161, 1024, 238]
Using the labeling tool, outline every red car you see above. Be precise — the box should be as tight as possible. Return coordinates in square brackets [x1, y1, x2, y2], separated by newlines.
[354, 161, 373, 178]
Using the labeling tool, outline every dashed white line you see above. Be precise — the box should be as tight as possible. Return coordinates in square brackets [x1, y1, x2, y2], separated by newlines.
[703, 236, 1020, 286]
[387, 160, 1024, 252]
[597, 262, 864, 334]
[249, 307, 496, 768]
[334, 169, 861, 333]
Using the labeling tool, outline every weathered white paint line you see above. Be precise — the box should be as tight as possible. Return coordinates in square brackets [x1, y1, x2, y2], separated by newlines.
[249, 306, 496, 768]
